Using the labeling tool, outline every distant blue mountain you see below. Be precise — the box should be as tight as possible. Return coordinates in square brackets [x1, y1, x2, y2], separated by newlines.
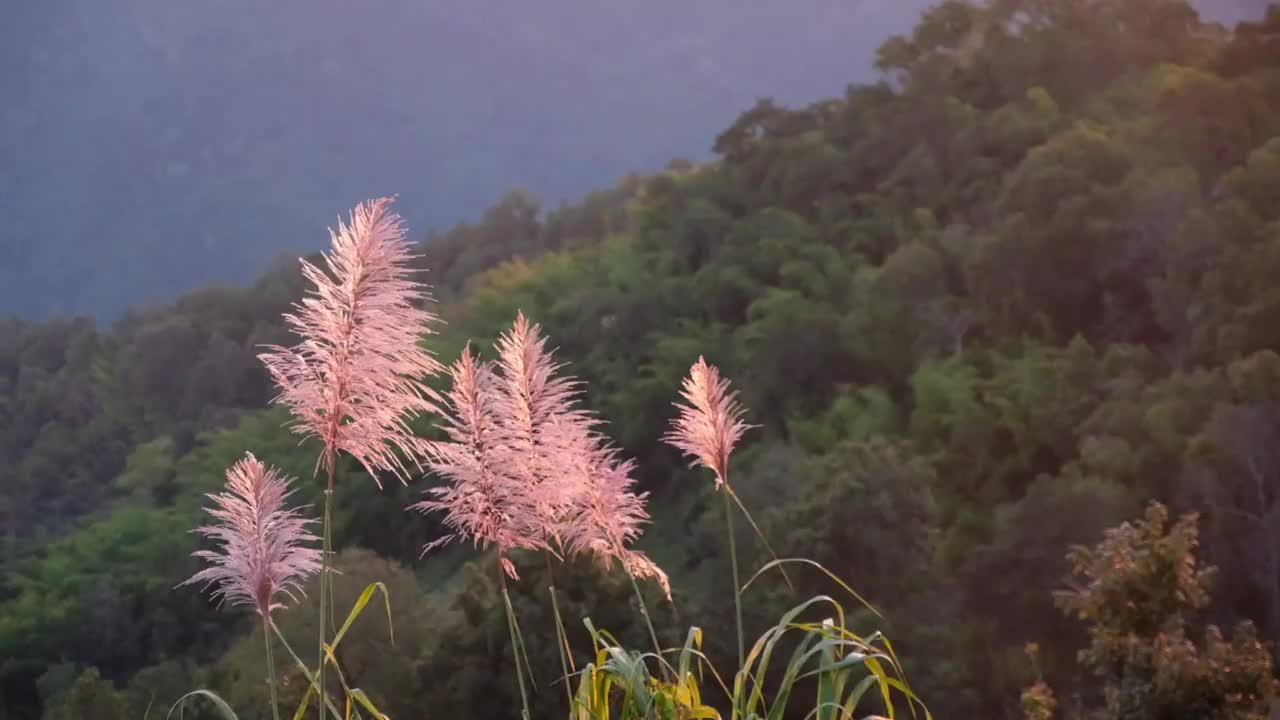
[0, 0, 1259, 320]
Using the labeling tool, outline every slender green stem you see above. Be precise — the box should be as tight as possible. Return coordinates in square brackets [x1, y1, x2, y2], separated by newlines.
[545, 555, 576, 710]
[724, 489, 744, 671]
[270, 621, 343, 719]
[723, 484, 793, 591]
[624, 567, 670, 681]
[318, 458, 335, 720]
[499, 560, 532, 720]
[263, 617, 280, 720]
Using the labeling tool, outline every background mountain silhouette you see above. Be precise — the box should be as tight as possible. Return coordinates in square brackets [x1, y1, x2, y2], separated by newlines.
[1, 0, 937, 320]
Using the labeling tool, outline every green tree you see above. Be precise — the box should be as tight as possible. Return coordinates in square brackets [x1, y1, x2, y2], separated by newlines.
[42, 668, 128, 720]
[1054, 503, 1278, 720]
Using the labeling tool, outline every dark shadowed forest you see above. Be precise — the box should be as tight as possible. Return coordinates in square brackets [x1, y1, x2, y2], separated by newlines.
[4, 1, 1280, 719]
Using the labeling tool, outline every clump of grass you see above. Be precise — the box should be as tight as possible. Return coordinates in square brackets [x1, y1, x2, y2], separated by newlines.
[169, 199, 927, 720]
[570, 586, 929, 720]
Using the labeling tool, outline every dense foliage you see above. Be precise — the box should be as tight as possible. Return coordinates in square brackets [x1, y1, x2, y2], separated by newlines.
[3, 1, 1280, 718]
[1053, 502, 1277, 719]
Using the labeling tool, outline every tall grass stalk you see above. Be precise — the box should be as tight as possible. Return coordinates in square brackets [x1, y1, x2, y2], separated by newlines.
[724, 484, 792, 591]
[546, 556, 576, 709]
[663, 357, 759, 671]
[623, 567, 672, 683]
[317, 459, 335, 720]
[262, 618, 280, 720]
[500, 562, 533, 720]
[723, 489, 744, 672]
[270, 621, 343, 719]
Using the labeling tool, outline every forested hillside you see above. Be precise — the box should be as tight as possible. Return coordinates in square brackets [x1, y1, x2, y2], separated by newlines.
[4, 1, 1280, 718]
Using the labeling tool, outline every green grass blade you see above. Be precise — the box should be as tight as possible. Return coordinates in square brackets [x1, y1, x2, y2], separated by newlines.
[841, 675, 879, 719]
[799, 649, 887, 681]
[291, 688, 314, 720]
[876, 634, 911, 691]
[584, 618, 624, 651]
[803, 702, 855, 720]
[742, 559, 879, 618]
[816, 631, 838, 720]
[761, 640, 813, 720]
[270, 622, 345, 719]
[167, 690, 238, 720]
[678, 626, 702, 679]
[671, 644, 733, 702]
[883, 676, 932, 720]
[331, 582, 394, 650]
[863, 656, 896, 719]
[348, 689, 389, 720]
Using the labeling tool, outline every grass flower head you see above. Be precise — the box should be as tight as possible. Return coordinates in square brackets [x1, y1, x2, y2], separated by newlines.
[664, 356, 754, 488]
[181, 453, 321, 618]
[259, 197, 442, 487]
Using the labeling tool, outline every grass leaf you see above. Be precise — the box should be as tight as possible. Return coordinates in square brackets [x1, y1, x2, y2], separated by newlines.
[167, 690, 238, 720]
[331, 582, 394, 650]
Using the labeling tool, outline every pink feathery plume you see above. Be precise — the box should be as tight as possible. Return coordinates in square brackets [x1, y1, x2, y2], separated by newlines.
[663, 357, 755, 488]
[259, 198, 442, 488]
[180, 453, 322, 618]
[492, 312, 592, 543]
[411, 345, 542, 579]
[556, 420, 671, 600]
